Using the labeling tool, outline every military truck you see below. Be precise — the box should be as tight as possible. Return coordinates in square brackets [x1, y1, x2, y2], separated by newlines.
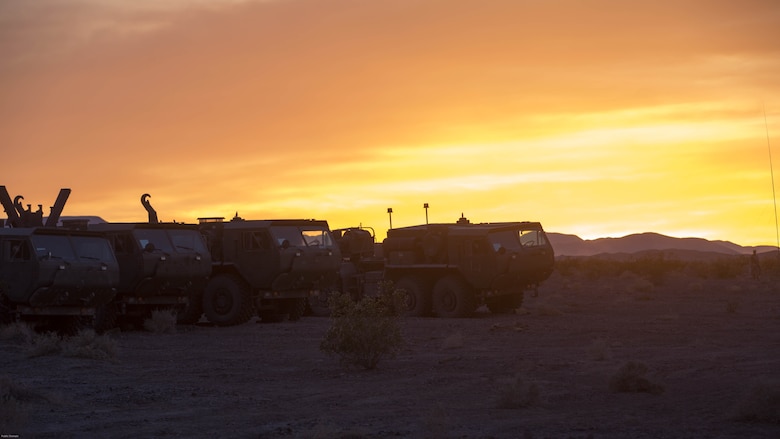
[86, 222, 212, 328]
[83, 194, 212, 328]
[328, 215, 555, 318]
[0, 186, 119, 332]
[197, 215, 342, 325]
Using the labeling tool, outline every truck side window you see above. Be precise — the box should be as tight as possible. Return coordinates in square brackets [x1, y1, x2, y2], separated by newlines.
[243, 231, 270, 250]
[5, 240, 31, 261]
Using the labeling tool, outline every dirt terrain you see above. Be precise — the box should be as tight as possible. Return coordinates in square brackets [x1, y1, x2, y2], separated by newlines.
[2, 271, 780, 438]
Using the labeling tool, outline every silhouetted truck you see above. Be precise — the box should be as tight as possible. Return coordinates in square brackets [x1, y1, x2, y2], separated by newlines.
[198, 216, 342, 325]
[332, 216, 555, 318]
[0, 185, 119, 332]
[0, 227, 120, 331]
[87, 222, 212, 328]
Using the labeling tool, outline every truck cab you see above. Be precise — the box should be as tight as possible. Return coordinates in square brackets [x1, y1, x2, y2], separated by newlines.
[88, 223, 212, 326]
[198, 217, 342, 325]
[0, 227, 119, 330]
[383, 217, 555, 317]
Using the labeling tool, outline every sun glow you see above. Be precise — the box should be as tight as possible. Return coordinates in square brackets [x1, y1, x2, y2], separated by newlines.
[1, 0, 779, 246]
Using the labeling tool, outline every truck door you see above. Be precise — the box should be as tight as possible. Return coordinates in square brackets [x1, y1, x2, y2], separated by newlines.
[1, 238, 35, 302]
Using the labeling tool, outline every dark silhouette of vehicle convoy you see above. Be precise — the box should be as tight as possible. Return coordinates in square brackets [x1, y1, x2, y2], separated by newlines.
[0, 186, 555, 331]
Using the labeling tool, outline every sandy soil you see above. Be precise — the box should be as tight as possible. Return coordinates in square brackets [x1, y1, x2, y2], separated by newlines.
[2, 272, 780, 439]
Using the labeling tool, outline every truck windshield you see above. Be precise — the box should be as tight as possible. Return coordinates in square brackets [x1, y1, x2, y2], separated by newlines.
[134, 229, 174, 252]
[488, 228, 548, 251]
[270, 226, 335, 248]
[31, 235, 76, 260]
[73, 236, 116, 262]
[168, 229, 208, 253]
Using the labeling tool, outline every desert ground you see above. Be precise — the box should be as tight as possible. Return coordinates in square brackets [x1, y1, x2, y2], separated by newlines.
[2, 266, 780, 438]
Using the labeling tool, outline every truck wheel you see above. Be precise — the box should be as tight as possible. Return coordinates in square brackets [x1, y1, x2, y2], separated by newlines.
[203, 275, 254, 326]
[486, 293, 524, 314]
[177, 292, 204, 324]
[395, 276, 431, 317]
[433, 276, 476, 318]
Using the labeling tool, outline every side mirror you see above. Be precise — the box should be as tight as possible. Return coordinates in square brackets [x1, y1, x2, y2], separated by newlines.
[144, 242, 156, 252]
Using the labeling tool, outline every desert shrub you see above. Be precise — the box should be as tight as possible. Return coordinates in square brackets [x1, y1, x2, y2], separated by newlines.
[19, 329, 117, 361]
[0, 321, 35, 344]
[320, 290, 405, 370]
[496, 375, 541, 409]
[62, 329, 118, 361]
[25, 331, 63, 358]
[0, 376, 58, 431]
[608, 361, 664, 395]
[143, 309, 178, 334]
[729, 379, 780, 424]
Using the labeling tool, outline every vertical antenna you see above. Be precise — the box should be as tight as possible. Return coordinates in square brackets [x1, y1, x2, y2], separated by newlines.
[764, 103, 779, 253]
[387, 207, 393, 230]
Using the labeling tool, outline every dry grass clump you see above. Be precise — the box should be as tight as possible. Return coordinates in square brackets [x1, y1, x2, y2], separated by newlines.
[608, 361, 665, 395]
[26, 331, 63, 358]
[62, 329, 118, 361]
[2, 321, 117, 361]
[0, 376, 56, 431]
[729, 379, 780, 424]
[320, 291, 405, 370]
[143, 309, 178, 334]
[495, 374, 541, 409]
[0, 321, 36, 344]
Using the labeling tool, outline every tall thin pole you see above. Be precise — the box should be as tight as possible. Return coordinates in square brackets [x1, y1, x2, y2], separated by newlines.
[387, 207, 393, 230]
[764, 103, 779, 253]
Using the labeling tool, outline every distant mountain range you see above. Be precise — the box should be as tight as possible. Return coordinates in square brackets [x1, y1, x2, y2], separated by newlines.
[547, 232, 777, 257]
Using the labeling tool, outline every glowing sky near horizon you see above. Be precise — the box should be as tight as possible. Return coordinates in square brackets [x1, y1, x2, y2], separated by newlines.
[1, 0, 779, 245]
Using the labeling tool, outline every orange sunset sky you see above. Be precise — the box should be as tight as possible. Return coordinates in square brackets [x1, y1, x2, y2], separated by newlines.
[1, 0, 779, 245]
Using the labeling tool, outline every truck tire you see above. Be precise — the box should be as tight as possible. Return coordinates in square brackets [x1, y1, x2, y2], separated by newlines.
[203, 275, 254, 326]
[433, 276, 476, 318]
[395, 276, 431, 317]
[486, 293, 524, 314]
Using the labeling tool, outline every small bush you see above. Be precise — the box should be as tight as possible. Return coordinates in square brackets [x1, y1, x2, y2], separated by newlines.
[62, 329, 118, 361]
[730, 379, 780, 424]
[496, 375, 541, 409]
[143, 309, 178, 334]
[0, 376, 56, 431]
[0, 321, 35, 344]
[25, 332, 63, 358]
[320, 291, 404, 370]
[609, 361, 664, 395]
[17, 329, 117, 361]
